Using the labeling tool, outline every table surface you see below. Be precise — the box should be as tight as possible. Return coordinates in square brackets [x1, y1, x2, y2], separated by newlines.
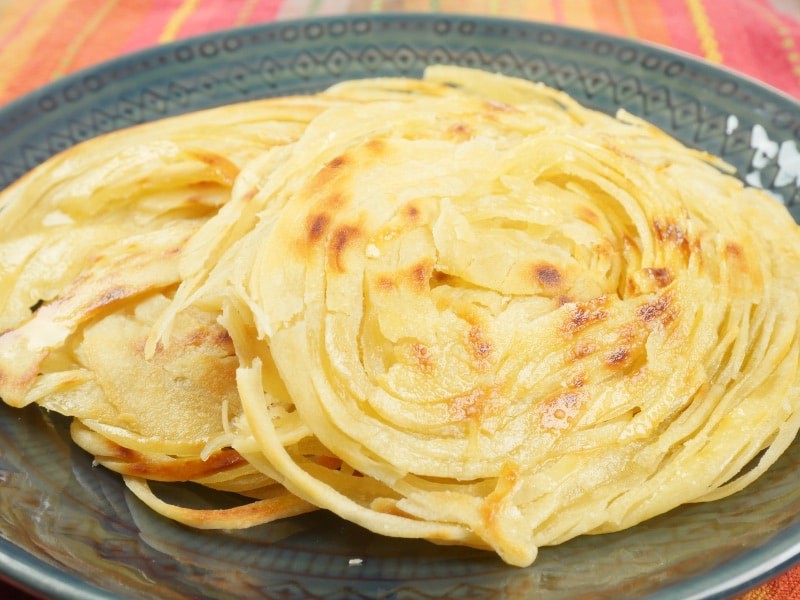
[0, 1, 798, 599]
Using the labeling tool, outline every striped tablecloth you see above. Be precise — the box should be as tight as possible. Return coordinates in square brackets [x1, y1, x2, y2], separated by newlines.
[0, 1, 798, 598]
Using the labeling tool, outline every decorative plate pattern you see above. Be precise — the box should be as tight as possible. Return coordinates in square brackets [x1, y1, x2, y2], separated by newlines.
[0, 14, 799, 600]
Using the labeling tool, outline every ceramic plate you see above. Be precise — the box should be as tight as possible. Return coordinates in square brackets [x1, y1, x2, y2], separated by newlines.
[0, 14, 799, 600]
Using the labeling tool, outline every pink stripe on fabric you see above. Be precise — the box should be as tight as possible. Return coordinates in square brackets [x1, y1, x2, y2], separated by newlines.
[656, 0, 703, 57]
[121, 0, 185, 52]
[245, 0, 284, 23]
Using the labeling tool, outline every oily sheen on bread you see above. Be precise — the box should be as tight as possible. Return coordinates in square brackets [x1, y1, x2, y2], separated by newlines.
[1, 67, 799, 566]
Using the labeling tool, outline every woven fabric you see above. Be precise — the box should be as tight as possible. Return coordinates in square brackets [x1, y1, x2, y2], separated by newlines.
[0, 1, 798, 597]
[0, 0, 797, 102]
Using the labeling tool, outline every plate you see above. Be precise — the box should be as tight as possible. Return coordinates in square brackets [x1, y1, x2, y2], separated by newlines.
[1, 13, 799, 600]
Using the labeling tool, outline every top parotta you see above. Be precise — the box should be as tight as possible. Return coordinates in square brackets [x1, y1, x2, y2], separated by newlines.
[1, 66, 799, 567]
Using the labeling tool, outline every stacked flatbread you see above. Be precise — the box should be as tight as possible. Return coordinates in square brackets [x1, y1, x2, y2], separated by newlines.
[1, 67, 798, 567]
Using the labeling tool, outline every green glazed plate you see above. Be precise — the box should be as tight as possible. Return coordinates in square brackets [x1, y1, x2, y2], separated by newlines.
[0, 13, 799, 600]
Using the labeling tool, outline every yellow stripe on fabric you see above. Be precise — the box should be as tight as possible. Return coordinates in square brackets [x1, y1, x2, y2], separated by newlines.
[562, 0, 596, 30]
[685, 0, 722, 63]
[524, 0, 556, 22]
[51, 0, 118, 79]
[0, 0, 72, 98]
[615, 0, 638, 38]
[159, 0, 200, 43]
[0, 0, 45, 47]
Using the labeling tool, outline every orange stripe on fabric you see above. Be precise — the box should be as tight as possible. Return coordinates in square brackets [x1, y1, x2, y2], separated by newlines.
[0, 0, 80, 103]
[684, 0, 722, 62]
[591, 0, 626, 36]
[121, 0, 183, 52]
[51, 0, 119, 79]
[159, 0, 200, 42]
[0, 0, 49, 49]
[68, 0, 153, 72]
[516, 0, 556, 21]
[558, 0, 596, 30]
[628, 0, 672, 46]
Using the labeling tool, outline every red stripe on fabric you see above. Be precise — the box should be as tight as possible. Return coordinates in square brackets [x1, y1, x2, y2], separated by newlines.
[591, 0, 625, 37]
[703, 0, 790, 92]
[655, 0, 703, 57]
[121, 0, 185, 52]
[629, 0, 672, 46]
[5, 0, 110, 98]
[176, 0, 250, 38]
[70, 1, 154, 71]
[246, 0, 284, 23]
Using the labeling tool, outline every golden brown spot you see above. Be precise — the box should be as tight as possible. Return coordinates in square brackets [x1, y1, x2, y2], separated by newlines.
[449, 123, 472, 139]
[653, 218, 691, 256]
[327, 225, 361, 273]
[557, 295, 572, 306]
[568, 343, 596, 362]
[725, 242, 742, 257]
[215, 329, 233, 348]
[242, 187, 258, 202]
[308, 155, 350, 192]
[449, 386, 498, 421]
[412, 343, 434, 373]
[579, 207, 599, 225]
[328, 155, 348, 170]
[468, 325, 493, 365]
[183, 329, 207, 347]
[376, 276, 396, 292]
[365, 138, 387, 155]
[306, 213, 330, 244]
[618, 324, 639, 343]
[122, 448, 246, 480]
[534, 264, 562, 288]
[431, 270, 452, 286]
[187, 150, 240, 184]
[88, 286, 129, 312]
[606, 347, 630, 366]
[724, 242, 748, 275]
[407, 260, 433, 291]
[637, 293, 673, 323]
[568, 373, 586, 389]
[484, 100, 518, 112]
[541, 392, 583, 430]
[404, 204, 421, 221]
[645, 267, 673, 288]
[324, 191, 348, 210]
[562, 296, 609, 335]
